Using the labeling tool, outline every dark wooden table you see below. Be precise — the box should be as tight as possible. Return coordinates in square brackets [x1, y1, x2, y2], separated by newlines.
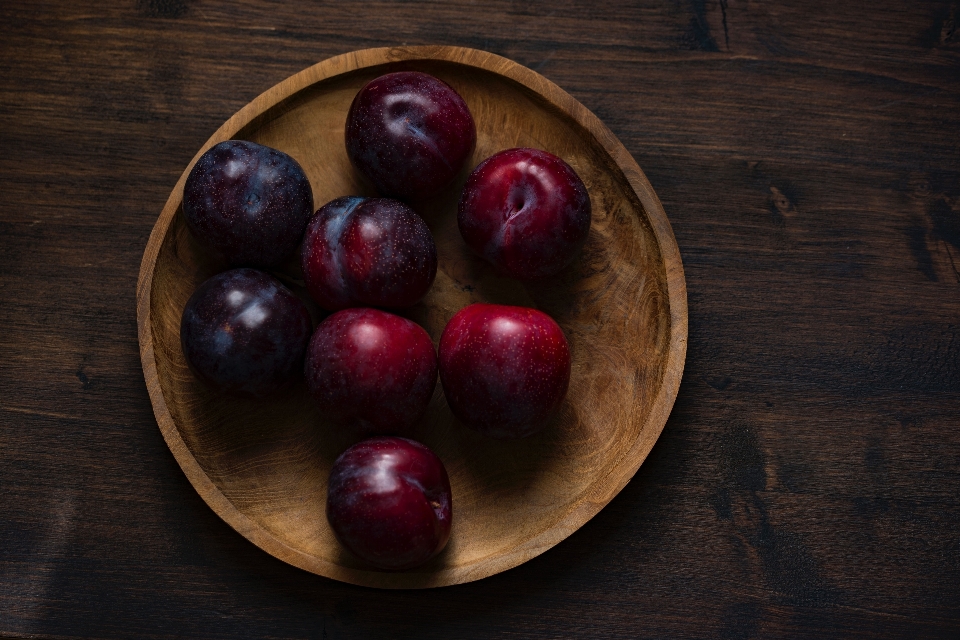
[2, 1, 959, 637]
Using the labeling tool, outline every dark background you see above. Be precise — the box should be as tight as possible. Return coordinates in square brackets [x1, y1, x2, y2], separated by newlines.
[2, 1, 959, 637]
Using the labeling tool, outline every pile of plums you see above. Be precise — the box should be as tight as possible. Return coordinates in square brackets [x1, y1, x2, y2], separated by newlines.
[179, 71, 591, 571]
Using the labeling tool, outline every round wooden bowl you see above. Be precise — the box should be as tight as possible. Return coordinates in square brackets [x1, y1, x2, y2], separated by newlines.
[136, 46, 687, 589]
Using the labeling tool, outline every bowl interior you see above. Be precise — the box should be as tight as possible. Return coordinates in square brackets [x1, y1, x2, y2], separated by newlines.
[148, 58, 674, 586]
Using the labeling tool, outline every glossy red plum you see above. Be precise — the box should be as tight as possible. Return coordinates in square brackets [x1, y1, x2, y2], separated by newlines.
[183, 140, 313, 267]
[458, 147, 591, 280]
[180, 268, 312, 397]
[345, 71, 476, 201]
[439, 303, 571, 439]
[301, 196, 437, 310]
[304, 308, 438, 436]
[326, 436, 452, 570]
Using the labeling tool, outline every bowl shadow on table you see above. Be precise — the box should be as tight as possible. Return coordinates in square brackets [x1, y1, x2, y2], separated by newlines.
[216, 428, 674, 638]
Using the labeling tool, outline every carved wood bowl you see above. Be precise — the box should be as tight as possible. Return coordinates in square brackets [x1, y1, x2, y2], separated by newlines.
[136, 46, 687, 589]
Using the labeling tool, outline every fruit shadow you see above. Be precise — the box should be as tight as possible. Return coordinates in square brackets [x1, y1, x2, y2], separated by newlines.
[462, 400, 573, 489]
[175, 379, 364, 513]
[412, 389, 583, 551]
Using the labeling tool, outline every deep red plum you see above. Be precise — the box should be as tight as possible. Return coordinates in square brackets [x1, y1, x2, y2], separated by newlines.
[301, 196, 437, 310]
[183, 140, 313, 267]
[458, 147, 591, 280]
[345, 71, 476, 201]
[439, 303, 571, 439]
[180, 268, 312, 397]
[304, 308, 437, 436]
[326, 436, 452, 570]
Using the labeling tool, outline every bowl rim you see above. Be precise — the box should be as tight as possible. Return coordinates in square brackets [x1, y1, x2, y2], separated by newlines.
[136, 45, 688, 589]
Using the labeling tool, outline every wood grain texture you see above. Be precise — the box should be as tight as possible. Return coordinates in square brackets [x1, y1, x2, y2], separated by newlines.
[137, 46, 687, 588]
[2, 0, 959, 636]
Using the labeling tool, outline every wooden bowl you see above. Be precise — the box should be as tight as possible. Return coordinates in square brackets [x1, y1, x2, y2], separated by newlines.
[136, 46, 687, 589]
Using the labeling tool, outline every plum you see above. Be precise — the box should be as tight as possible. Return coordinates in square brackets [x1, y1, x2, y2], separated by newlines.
[304, 308, 437, 436]
[439, 303, 571, 438]
[326, 436, 452, 571]
[180, 268, 312, 397]
[345, 71, 476, 201]
[182, 140, 313, 267]
[301, 196, 437, 310]
[458, 147, 591, 280]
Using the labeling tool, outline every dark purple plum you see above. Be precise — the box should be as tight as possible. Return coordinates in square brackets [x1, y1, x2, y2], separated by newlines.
[345, 71, 476, 201]
[458, 147, 591, 280]
[439, 303, 571, 439]
[182, 140, 314, 268]
[327, 436, 452, 571]
[304, 308, 437, 436]
[301, 196, 438, 310]
[180, 268, 312, 397]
